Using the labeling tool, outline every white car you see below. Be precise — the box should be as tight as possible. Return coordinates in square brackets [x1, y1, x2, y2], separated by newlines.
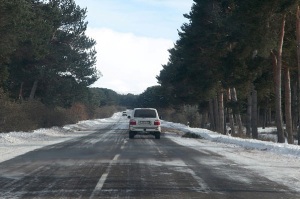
[128, 108, 161, 139]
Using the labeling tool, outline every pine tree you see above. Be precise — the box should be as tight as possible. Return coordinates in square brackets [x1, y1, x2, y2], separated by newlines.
[6, 0, 99, 107]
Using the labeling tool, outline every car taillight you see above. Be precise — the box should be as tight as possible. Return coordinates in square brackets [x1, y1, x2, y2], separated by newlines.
[130, 119, 137, 125]
[154, 120, 160, 126]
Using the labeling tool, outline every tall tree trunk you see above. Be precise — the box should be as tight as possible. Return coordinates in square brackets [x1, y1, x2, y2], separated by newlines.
[263, 106, 267, 129]
[29, 80, 38, 101]
[214, 97, 220, 132]
[257, 107, 261, 126]
[227, 88, 235, 134]
[292, 82, 298, 132]
[284, 66, 293, 144]
[218, 90, 225, 134]
[272, 14, 286, 143]
[200, 112, 208, 128]
[251, 89, 258, 139]
[19, 82, 24, 101]
[209, 99, 216, 131]
[231, 88, 243, 134]
[246, 91, 252, 137]
[268, 107, 272, 126]
[296, 6, 300, 145]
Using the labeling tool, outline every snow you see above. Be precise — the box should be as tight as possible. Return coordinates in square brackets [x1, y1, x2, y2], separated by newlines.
[0, 112, 300, 192]
[0, 113, 119, 163]
[162, 121, 300, 157]
[162, 121, 300, 192]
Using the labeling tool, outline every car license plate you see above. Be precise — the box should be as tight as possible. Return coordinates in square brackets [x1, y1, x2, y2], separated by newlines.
[139, 121, 150, 124]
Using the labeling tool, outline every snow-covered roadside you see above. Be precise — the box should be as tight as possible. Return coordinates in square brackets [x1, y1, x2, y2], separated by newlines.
[162, 121, 300, 192]
[162, 121, 300, 157]
[1, 113, 300, 192]
[0, 113, 121, 163]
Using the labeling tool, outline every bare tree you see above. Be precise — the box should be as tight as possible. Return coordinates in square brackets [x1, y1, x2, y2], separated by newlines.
[209, 99, 216, 131]
[246, 90, 252, 137]
[29, 80, 38, 101]
[231, 88, 243, 134]
[251, 89, 258, 139]
[284, 66, 293, 144]
[227, 88, 235, 134]
[218, 90, 225, 134]
[213, 96, 220, 132]
[296, 6, 300, 145]
[271, 14, 286, 143]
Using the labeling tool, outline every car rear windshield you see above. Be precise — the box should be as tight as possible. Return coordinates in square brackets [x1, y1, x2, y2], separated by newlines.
[134, 109, 157, 118]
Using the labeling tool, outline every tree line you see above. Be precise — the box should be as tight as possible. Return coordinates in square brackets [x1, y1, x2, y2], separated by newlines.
[5, 0, 300, 146]
[153, 0, 300, 145]
[0, 0, 121, 132]
[0, 1, 157, 130]
[0, 0, 99, 108]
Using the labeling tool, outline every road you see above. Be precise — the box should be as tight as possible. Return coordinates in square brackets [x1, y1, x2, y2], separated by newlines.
[0, 117, 298, 199]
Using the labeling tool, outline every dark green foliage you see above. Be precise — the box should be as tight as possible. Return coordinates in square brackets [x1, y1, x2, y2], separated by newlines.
[0, 0, 31, 63]
[119, 94, 139, 109]
[2, 0, 300, 135]
[1, 0, 99, 108]
[136, 86, 170, 108]
[158, 0, 229, 104]
[89, 88, 121, 107]
[0, 0, 114, 132]
[157, 0, 299, 114]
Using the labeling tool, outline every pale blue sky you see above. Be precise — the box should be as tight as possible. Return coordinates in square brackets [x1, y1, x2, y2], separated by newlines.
[75, 0, 194, 94]
[76, 0, 193, 40]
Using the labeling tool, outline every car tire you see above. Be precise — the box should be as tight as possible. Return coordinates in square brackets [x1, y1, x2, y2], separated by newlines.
[155, 133, 160, 139]
[129, 131, 135, 139]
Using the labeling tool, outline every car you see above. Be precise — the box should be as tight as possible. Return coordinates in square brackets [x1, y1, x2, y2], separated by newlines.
[128, 108, 161, 139]
[122, 111, 127, 116]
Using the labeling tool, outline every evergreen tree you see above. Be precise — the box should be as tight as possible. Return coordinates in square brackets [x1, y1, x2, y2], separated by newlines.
[137, 86, 170, 108]
[6, 0, 100, 107]
[0, 0, 32, 86]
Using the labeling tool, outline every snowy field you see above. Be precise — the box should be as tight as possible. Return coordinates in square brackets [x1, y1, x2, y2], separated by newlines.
[0, 112, 300, 192]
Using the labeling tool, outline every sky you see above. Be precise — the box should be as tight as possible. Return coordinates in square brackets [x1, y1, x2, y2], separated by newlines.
[1, 112, 300, 193]
[75, 0, 194, 94]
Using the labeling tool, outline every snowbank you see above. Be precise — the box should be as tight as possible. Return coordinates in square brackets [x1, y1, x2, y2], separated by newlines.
[162, 121, 300, 158]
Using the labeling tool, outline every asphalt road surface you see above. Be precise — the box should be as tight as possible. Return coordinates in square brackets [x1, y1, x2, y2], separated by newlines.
[0, 118, 298, 199]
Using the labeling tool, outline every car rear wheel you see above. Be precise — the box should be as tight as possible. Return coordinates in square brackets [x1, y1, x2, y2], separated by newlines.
[155, 133, 160, 139]
[129, 131, 135, 139]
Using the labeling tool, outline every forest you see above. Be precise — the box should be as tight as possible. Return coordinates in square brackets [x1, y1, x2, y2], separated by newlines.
[156, 0, 300, 145]
[0, 0, 111, 132]
[1, 0, 300, 145]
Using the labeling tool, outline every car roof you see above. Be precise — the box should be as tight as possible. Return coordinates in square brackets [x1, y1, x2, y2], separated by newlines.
[133, 108, 157, 110]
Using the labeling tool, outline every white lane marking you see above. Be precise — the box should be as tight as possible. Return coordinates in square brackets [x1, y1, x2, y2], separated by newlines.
[171, 162, 211, 193]
[89, 154, 120, 199]
[155, 146, 164, 155]
[113, 154, 120, 161]
[121, 139, 127, 150]
[93, 173, 108, 192]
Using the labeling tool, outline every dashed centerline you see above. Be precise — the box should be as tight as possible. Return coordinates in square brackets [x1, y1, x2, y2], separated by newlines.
[89, 154, 120, 199]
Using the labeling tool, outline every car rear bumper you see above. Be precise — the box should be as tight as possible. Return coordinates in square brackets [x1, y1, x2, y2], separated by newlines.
[129, 126, 161, 132]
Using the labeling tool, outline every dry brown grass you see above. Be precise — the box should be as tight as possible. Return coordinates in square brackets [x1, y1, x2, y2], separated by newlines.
[0, 90, 123, 133]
